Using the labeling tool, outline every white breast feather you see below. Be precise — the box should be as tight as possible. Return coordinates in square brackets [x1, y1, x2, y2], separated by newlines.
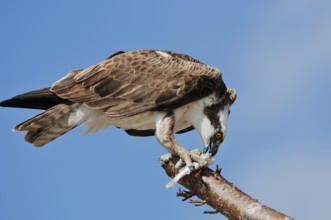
[219, 105, 230, 139]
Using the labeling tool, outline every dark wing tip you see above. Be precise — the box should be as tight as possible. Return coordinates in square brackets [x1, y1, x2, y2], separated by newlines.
[0, 88, 69, 110]
[0, 100, 7, 107]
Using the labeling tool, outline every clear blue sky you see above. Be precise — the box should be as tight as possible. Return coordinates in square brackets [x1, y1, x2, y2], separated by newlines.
[1, 1, 330, 219]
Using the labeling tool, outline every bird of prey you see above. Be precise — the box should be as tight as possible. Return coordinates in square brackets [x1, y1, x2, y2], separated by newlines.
[0, 50, 236, 168]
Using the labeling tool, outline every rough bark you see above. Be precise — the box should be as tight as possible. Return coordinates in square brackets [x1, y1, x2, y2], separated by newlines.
[161, 157, 294, 220]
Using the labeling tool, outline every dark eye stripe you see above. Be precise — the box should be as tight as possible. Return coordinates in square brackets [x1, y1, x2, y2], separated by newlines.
[203, 106, 221, 130]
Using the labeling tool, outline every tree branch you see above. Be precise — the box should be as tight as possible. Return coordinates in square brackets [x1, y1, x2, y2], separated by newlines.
[161, 156, 294, 220]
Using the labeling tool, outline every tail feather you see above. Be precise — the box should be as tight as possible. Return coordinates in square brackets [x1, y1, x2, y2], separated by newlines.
[2, 88, 109, 146]
[14, 103, 82, 147]
[0, 88, 68, 110]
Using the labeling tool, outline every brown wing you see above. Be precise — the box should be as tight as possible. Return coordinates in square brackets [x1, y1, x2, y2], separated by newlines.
[51, 50, 224, 119]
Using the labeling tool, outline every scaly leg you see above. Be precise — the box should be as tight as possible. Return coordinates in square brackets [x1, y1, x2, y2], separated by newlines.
[155, 111, 207, 169]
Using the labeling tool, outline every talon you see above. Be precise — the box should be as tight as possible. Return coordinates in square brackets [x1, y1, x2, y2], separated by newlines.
[175, 159, 184, 169]
[189, 152, 208, 168]
[159, 153, 172, 164]
[181, 151, 207, 170]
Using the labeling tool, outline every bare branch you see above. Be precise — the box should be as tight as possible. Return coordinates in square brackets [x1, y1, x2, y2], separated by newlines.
[176, 188, 195, 201]
[161, 156, 294, 220]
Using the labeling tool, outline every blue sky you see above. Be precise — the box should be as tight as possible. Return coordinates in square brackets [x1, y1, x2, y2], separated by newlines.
[1, 1, 330, 219]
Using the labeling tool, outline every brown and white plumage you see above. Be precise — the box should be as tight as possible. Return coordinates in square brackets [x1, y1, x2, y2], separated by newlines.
[51, 50, 223, 118]
[1, 50, 236, 167]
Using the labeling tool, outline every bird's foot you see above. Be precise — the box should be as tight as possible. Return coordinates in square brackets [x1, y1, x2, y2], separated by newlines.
[174, 148, 207, 170]
[164, 149, 215, 189]
[188, 149, 210, 169]
[160, 149, 211, 170]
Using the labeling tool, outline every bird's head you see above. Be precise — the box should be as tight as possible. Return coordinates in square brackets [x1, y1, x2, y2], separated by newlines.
[199, 88, 237, 156]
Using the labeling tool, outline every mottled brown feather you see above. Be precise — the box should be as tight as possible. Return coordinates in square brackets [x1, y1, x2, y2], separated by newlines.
[81, 69, 109, 88]
[14, 103, 81, 146]
[51, 50, 224, 119]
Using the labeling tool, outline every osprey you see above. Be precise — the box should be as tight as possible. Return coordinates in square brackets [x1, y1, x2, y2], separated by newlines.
[0, 50, 236, 168]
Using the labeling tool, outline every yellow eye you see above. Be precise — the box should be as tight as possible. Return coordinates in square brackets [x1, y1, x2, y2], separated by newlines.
[215, 132, 222, 140]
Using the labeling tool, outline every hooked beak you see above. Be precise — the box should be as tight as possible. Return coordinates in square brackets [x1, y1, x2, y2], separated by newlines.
[203, 140, 221, 157]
